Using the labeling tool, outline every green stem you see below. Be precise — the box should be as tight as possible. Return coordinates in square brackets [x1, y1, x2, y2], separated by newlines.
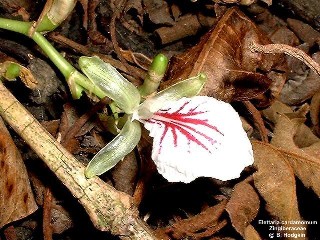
[0, 17, 106, 99]
[32, 32, 74, 78]
[0, 18, 31, 35]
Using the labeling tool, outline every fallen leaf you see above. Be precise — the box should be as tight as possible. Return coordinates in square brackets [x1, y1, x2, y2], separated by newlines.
[0, 118, 37, 228]
[226, 180, 260, 237]
[244, 224, 261, 240]
[279, 149, 320, 198]
[144, 0, 174, 26]
[27, 57, 62, 104]
[270, 26, 300, 46]
[294, 123, 319, 149]
[287, 18, 320, 46]
[310, 92, 320, 135]
[59, 103, 81, 154]
[111, 151, 139, 195]
[163, 199, 227, 239]
[162, 7, 286, 106]
[51, 205, 73, 234]
[252, 141, 302, 223]
[78, 0, 88, 29]
[280, 51, 320, 105]
[271, 114, 320, 196]
[262, 100, 293, 124]
[28, 173, 73, 234]
[260, 0, 272, 6]
[41, 119, 60, 137]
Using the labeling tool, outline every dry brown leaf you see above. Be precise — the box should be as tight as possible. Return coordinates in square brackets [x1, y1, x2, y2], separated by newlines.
[278, 149, 320, 198]
[294, 123, 319, 149]
[271, 114, 319, 153]
[280, 51, 320, 105]
[252, 141, 302, 222]
[226, 181, 260, 237]
[59, 103, 81, 153]
[111, 151, 139, 195]
[260, 0, 272, 6]
[162, 7, 286, 105]
[244, 224, 261, 240]
[270, 114, 320, 196]
[0, 118, 37, 228]
[262, 100, 293, 124]
[143, 0, 174, 25]
[164, 199, 228, 239]
[287, 18, 320, 46]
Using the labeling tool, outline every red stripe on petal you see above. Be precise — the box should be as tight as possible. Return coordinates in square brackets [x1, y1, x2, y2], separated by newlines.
[147, 99, 224, 154]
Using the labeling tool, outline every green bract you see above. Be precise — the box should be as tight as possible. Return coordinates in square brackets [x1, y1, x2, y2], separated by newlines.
[85, 119, 141, 178]
[79, 56, 141, 114]
[36, 0, 77, 32]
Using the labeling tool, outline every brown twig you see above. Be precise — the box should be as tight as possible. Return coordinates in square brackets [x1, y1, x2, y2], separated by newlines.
[43, 188, 53, 240]
[0, 81, 156, 239]
[243, 101, 269, 143]
[249, 42, 320, 77]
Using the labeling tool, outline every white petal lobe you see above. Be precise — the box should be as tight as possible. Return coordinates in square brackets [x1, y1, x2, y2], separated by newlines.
[140, 96, 254, 183]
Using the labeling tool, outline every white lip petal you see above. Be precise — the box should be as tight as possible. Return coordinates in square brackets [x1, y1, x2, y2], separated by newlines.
[140, 96, 254, 183]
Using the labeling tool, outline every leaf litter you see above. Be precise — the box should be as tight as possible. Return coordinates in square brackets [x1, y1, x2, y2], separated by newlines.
[1, 1, 320, 239]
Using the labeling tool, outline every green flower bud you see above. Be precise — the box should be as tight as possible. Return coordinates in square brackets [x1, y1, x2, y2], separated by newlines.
[139, 53, 168, 97]
[4, 62, 20, 80]
[85, 119, 141, 178]
[79, 56, 141, 114]
[135, 73, 207, 119]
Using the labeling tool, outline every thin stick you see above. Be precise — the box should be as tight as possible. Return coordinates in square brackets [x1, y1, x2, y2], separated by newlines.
[43, 188, 53, 240]
[250, 43, 320, 77]
[0, 81, 157, 239]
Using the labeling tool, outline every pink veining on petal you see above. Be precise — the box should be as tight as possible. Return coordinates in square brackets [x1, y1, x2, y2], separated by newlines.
[144, 100, 224, 154]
